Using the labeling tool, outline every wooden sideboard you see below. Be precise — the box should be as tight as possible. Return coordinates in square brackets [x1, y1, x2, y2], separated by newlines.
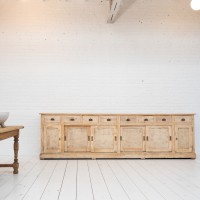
[40, 113, 196, 159]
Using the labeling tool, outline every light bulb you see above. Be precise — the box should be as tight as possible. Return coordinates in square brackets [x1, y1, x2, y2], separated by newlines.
[191, 0, 200, 10]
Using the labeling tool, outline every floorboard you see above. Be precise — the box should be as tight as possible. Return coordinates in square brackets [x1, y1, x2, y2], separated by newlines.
[0, 156, 200, 200]
[58, 160, 77, 200]
[97, 160, 130, 200]
[77, 160, 94, 200]
[87, 160, 111, 200]
[0, 156, 40, 200]
[40, 160, 67, 200]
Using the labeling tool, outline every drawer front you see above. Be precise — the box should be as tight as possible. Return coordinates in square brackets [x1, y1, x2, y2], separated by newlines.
[120, 116, 137, 124]
[99, 116, 118, 124]
[174, 116, 193, 123]
[44, 116, 61, 123]
[138, 116, 155, 123]
[156, 116, 172, 123]
[63, 116, 82, 123]
[83, 116, 99, 124]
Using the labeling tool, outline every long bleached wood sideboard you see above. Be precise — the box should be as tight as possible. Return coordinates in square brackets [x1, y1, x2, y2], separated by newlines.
[40, 113, 196, 159]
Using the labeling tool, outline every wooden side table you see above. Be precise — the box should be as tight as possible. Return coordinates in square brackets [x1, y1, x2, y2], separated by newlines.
[0, 126, 24, 174]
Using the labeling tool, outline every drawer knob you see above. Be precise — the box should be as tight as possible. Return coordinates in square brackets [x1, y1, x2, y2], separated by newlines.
[50, 118, 55, 121]
[70, 118, 75, 121]
[89, 118, 93, 121]
[107, 118, 111, 121]
[162, 118, 166, 121]
[126, 118, 130, 121]
[181, 118, 185, 122]
[144, 118, 148, 122]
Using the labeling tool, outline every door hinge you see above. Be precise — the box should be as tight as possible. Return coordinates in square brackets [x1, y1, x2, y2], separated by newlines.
[64, 136, 67, 141]
[120, 136, 122, 141]
[115, 136, 117, 141]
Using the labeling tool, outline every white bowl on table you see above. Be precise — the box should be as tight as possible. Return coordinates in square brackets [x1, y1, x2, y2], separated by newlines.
[0, 112, 9, 128]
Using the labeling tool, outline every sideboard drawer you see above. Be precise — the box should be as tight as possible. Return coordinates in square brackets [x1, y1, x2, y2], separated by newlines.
[120, 116, 137, 124]
[63, 116, 82, 123]
[174, 116, 193, 123]
[156, 116, 172, 123]
[99, 116, 118, 124]
[83, 116, 99, 124]
[138, 116, 155, 123]
[44, 116, 61, 123]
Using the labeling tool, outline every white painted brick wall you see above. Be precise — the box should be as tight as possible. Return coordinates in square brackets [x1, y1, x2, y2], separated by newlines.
[0, 0, 200, 155]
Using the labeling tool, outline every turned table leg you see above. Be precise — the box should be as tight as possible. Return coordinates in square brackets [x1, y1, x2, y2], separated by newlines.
[13, 134, 19, 174]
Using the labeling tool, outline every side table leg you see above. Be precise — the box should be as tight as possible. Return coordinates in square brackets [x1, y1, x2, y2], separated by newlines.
[13, 134, 19, 174]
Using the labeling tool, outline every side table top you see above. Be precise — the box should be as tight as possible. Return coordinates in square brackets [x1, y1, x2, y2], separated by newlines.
[0, 126, 24, 134]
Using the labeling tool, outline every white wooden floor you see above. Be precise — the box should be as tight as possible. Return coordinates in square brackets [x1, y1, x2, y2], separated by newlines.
[0, 156, 200, 200]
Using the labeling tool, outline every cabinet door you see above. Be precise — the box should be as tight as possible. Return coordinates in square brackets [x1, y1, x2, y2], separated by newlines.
[91, 126, 117, 152]
[44, 125, 61, 153]
[175, 125, 193, 152]
[146, 126, 172, 152]
[65, 126, 90, 152]
[120, 127, 145, 152]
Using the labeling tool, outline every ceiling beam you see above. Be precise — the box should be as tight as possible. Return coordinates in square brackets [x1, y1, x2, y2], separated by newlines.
[108, 0, 123, 23]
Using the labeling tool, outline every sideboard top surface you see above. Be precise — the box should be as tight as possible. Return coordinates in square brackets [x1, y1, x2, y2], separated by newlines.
[40, 113, 195, 116]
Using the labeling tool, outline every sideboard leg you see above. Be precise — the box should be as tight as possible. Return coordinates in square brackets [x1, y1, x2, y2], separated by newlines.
[13, 134, 19, 174]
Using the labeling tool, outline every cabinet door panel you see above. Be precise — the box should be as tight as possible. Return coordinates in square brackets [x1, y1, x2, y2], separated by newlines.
[146, 126, 172, 152]
[120, 127, 145, 152]
[91, 126, 117, 152]
[65, 126, 90, 152]
[175, 125, 193, 152]
[44, 125, 61, 153]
